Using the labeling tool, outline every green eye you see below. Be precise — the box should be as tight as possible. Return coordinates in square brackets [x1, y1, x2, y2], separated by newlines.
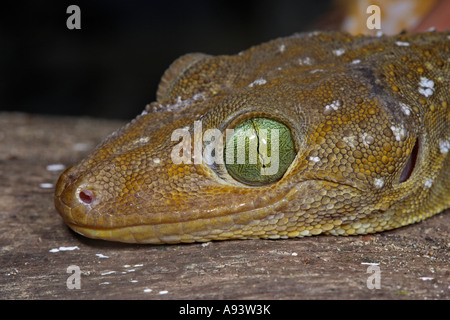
[224, 117, 296, 185]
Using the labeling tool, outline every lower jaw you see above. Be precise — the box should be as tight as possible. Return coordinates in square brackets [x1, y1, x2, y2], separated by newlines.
[67, 223, 186, 244]
[67, 222, 252, 244]
[64, 183, 306, 244]
[67, 220, 281, 244]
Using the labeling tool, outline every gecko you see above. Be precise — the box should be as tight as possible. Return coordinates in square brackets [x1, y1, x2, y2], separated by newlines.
[55, 31, 449, 244]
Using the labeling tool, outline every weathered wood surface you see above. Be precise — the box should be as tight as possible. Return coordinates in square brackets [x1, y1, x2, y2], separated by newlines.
[0, 112, 448, 300]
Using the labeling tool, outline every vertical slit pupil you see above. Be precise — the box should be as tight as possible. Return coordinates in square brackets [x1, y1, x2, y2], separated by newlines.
[399, 138, 419, 183]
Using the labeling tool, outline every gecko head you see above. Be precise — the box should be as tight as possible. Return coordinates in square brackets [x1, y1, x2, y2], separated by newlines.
[54, 90, 305, 244]
[55, 32, 448, 244]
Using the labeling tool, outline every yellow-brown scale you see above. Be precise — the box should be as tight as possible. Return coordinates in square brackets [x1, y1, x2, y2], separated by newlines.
[55, 31, 449, 244]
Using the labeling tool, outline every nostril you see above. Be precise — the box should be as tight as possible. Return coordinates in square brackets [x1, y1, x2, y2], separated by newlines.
[79, 189, 95, 204]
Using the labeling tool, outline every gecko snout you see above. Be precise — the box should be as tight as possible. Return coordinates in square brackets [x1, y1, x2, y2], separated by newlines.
[54, 166, 99, 226]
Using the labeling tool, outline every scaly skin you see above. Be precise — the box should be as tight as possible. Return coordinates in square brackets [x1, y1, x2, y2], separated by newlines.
[55, 31, 449, 244]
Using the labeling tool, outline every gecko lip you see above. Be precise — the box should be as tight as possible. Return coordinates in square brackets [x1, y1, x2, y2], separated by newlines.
[56, 169, 363, 244]
[65, 223, 177, 244]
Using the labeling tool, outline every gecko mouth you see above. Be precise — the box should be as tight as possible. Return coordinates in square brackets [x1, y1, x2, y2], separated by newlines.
[66, 223, 167, 244]
[56, 170, 362, 244]
[55, 178, 299, 244]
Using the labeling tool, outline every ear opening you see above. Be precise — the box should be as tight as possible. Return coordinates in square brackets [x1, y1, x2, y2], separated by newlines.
[398, 137, 419, 184]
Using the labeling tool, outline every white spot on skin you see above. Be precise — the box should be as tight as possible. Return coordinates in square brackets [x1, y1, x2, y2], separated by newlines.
[309, 156, 321, 163]
[399, 102, 411, 115]
[159, 290, 169, 295]
[395, 41, 410, 46]
[152, 94, 205, 113]
[419, 77, 434, 89]
[96, 254, 109, 259]
[39, 183, 54, 189]
[361, 133, 374, 147]
[298, 57, 312, 65]
[135, 137, 149, 145]
[418, 77, 435, 97]
[153, 158, 161, 164]
[439, 139, 449, 154]
[248, 78, 267, 88]
[424, 178, 433, 189]
[309, 69, 323, 74]
[418, 87, 434, 97]
[100, 271, 116, 276]
[390, 125, 406, 141]
[333, 48, 345, 56]
[343, 135, 357, 148]
[351, 59, 361, 64]
[144, 288, 152, 293]
[192, 93, 205, 101]
[308, 31, 321, 37]
[324, 100, 341, 113]
[279, 44, 286, 53]
[374, 178, 384, 189]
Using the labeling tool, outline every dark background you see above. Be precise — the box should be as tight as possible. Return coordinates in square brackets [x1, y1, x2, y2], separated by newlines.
[1, 0, 334, 119]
